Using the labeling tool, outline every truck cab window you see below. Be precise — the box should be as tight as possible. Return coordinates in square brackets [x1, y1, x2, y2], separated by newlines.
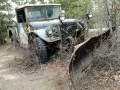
[17, 9, 26, 23]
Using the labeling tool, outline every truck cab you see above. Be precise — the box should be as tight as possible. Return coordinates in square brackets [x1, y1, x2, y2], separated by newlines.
[7, 4, 92, 63]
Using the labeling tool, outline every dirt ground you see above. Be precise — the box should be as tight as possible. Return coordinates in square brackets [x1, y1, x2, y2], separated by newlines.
[0, 45, 72, 90]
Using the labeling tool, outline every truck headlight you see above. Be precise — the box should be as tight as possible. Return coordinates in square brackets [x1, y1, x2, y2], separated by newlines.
[46, 26, 60, 37]
[59, 13, 66, 21]
[46, 27, 53, 36]
[48, 30, 53, 34]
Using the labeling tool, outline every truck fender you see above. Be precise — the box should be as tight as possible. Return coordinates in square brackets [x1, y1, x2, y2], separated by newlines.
[18, 23, 28, 47]
[30, 30, 61, 42]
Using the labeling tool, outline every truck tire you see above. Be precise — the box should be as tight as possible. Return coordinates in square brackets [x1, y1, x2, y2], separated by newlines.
[33, 37, 47, 64]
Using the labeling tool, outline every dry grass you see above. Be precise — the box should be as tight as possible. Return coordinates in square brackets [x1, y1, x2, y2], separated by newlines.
[7, 41, 73, 90]
[75, 33, 120, 90]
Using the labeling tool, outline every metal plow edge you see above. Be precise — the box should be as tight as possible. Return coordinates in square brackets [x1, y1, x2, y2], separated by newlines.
[69, 27, 115, 88]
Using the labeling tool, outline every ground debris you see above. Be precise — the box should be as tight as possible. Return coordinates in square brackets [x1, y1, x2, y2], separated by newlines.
[0, 45, 72, 90]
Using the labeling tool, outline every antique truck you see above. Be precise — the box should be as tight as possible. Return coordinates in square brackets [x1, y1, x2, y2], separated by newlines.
[7, 4, 92, 63]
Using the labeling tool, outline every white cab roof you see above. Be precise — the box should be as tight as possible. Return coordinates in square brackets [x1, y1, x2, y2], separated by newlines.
[16, 4, 61, 10]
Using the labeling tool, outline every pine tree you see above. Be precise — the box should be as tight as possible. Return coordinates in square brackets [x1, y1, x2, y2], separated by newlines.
[53, 0, 92, 19]
[0, 0, 13, 44]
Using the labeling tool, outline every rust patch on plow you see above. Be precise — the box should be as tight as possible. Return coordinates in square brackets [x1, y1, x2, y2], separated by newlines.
[69, 27, 115, 87]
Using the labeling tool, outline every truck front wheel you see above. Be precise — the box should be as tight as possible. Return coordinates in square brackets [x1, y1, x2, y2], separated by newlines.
[33, 37, 47, 64]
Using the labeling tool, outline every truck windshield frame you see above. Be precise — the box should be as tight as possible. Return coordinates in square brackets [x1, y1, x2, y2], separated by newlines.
[27, 6, 61, 21]
[27, 7, 45, 21]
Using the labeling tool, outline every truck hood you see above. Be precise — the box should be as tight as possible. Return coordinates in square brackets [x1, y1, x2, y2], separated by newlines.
[29, 19, 77, 28]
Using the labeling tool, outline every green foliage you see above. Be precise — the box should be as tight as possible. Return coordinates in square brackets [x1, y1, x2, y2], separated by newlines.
[53, 0, 92, 19]
[38, 0, 45, 4]
[0, 0, 13, 40]
[11, 0, 45, 5]
[0, 13, 8, 40]
[11, 0, 30, 5]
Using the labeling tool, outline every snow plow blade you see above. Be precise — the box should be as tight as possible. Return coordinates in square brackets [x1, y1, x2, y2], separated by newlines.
[69, 27, 115, 87]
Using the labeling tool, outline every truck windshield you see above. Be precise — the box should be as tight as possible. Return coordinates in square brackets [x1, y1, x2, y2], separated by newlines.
[27, 6, 61, 21]
[27, 7, 45, 21]
[46, 6, 61, 19]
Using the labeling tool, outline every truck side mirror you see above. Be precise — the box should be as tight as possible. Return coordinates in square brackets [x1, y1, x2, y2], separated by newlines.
[86, 12, 92, 20]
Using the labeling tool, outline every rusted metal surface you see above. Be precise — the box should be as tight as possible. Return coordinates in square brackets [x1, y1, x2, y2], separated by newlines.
[69, 27, 115, 87]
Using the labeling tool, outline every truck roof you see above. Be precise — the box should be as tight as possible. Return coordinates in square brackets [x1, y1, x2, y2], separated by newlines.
[15, 4, 61, 10]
